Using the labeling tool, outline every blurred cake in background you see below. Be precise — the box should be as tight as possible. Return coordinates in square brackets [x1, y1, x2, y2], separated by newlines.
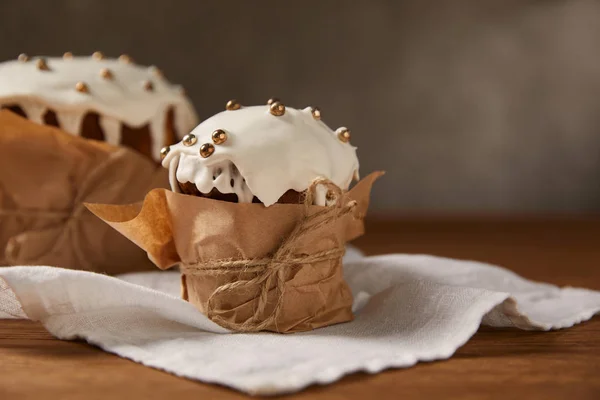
[0, 52, 198, 161]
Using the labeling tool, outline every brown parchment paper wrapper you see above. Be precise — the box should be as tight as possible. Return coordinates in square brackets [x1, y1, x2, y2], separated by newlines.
[0, 110, 168, 274]
[87, 171, 383, 333]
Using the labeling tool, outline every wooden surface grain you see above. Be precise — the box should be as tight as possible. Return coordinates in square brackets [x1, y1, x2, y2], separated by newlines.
[1, 217, 599, 400]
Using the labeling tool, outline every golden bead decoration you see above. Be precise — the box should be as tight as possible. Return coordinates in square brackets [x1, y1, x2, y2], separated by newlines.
[99, 68, 113, 79]
[310, 106, 321, 120]
[226, 99, 241, 111]
[336, 127, 351, 143]
[36, 58, 50, 71]
[211, 129, 227, 145]
[182, 133, 197, 146]
[75, 82, 89, 93]
[325, 190, 336, 202]
[143, 80, 154, 91]
[160, 146, 170, 160]
[92, 51, 104, 61]
[119, 54, 133, 64]
[267, 97, 280, 106]
[269, 101, 286, 116]
[149, 65, 164, 78]
[63, 52, 73, 60]
[199, 143, 215, 158]
[18, 53, 29, 62]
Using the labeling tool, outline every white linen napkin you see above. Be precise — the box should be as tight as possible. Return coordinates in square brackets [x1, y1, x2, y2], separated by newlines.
[1, 248, 599, 395]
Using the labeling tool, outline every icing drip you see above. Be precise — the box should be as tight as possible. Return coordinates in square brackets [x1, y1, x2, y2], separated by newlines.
[163, 105, 359, 206]
[20, 100, 46, 124]
[99, 116, 122, 145]
[149, 109, 168, 161]
[167, 154, 182, 194]
[174, 156, 254, 202]
[56, 111, 85, 135]
[315, 185, 328, 206]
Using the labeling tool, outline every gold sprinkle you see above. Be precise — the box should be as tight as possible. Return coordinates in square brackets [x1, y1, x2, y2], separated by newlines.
[63, 52, 73, 60]
[36, 58, 50, 71]
[267, 97, 280, 106]
[199, 143, 215, 158]
[119, 54, 133, 64]
[269, 101, 285, 116]
[100, 68, 113, 79]
[212, 129, 227, 145]
[75, 82, 89, 93]
[310, 106, 321, 120]
[182, 133, 197, 146]
[143, 80, 154, 91]
[92, 51, 104, 60]
[18, 53, 29, 62]
[149, 65, 164, 78]
[160, 146, 170, 160]
[336, 127, 351, 143]
[226, 99, 241, 111]
[325, 190, 336, 202]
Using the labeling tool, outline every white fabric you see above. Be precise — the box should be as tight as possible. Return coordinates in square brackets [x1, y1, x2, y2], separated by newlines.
[1, 248, 599, 395]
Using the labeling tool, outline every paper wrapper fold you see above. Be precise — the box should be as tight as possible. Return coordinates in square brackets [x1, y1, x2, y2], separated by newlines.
[88, 171, 383, 333]
[0, 111, 168, 273]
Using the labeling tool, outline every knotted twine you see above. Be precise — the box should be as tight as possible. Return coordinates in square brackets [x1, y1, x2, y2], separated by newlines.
[180, 178, 358, 332]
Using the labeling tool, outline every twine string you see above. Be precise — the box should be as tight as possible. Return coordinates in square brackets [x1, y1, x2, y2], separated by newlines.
[180, 178, 358, 332]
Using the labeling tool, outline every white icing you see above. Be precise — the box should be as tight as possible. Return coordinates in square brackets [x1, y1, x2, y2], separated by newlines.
[162, 105, 359, 206]
[56, 111, 84, 135]
[19, 100, 46, 124]
[167, 154, 182, 194]
[99, 116, 122, 145]
[149, 108, 168, 161]
[0, 56, 198, 160]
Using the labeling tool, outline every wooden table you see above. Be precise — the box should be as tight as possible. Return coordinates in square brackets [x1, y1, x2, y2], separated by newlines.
[1, 217, 599, 399]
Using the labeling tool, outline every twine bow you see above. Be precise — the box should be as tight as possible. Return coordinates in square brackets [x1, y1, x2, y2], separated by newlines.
[180, 178, 358, 332]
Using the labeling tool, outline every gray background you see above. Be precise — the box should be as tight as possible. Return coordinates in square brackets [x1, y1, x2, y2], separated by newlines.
[1, 0, 599, 214]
